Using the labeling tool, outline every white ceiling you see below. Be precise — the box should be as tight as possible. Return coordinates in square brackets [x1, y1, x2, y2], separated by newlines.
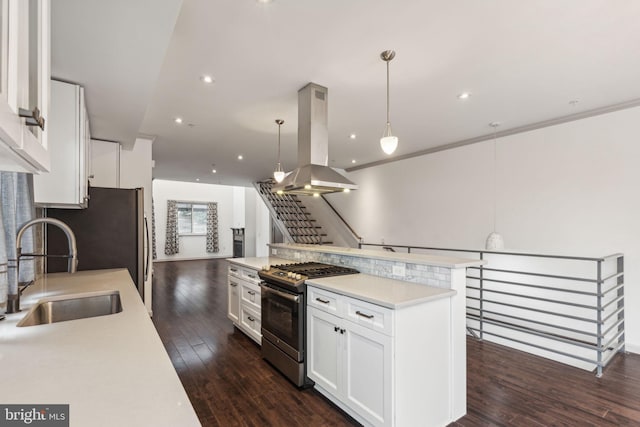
[52, 0, 640, 187]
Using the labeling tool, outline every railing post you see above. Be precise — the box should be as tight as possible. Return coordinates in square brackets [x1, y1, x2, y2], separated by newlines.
[617, 255, 625, 353]
[479, 252, 484, 341]
[596, 260, 603, 377]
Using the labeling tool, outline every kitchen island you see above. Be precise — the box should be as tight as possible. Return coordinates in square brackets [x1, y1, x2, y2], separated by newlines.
[0, 269, 200, 427]
[268, 243, 485, 426]
[228, 246, 483, 426]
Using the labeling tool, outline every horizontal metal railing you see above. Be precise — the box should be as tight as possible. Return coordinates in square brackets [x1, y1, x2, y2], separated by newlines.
[359, 243, 625, 377]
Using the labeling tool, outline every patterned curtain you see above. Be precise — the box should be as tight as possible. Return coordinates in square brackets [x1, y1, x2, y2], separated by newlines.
[164, 200, 179, 255]
[152, 198, 157, 260]
[206, 202, 219, 253]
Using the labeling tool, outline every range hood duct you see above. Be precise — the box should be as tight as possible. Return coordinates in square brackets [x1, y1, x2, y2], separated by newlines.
[271, 83, 358, 196]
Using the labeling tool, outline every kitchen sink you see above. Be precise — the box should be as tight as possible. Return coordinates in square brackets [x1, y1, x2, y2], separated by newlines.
[17, 291, 122, 327]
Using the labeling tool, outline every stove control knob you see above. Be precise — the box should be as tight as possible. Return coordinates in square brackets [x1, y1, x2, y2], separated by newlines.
[262, 265, 270, 271]
[287, 272, 294, 278]
[295, 274, 302, 280]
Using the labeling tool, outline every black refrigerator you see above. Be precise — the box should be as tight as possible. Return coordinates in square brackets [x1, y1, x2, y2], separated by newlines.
[45, 186, 149, 300]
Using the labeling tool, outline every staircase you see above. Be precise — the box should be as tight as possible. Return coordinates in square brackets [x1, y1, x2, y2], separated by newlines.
[256, 180, 331, 244]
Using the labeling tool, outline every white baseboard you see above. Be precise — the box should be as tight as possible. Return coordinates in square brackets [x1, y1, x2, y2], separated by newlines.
[625, 342, 640, 355]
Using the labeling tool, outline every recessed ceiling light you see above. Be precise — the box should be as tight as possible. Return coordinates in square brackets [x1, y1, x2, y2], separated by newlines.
[256, 0, 272, 3]
[458, 92, 471, 100]
[196, 178, 200, 182]
[237, 155, 243, 160]
[351, 159, 356, 164]
[201, 75, 214, 84]
[212, 168, 217, 173]
[174, 117, 183, 124]
[349, 133, 357, 140]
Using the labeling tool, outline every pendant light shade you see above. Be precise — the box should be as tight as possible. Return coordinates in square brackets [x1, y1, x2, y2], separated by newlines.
[380, 50, 398, 155]
[380, 132, 398, 155]
[273, 119, 285, 183]
[485, 231, 504, 251]
[485, 122, 504, 250]
[274, 168, 285, 183]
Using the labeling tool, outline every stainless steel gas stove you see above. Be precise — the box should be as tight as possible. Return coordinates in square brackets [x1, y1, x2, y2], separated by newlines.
[258, 262, 359, 387]
[258, 262, 359, 291]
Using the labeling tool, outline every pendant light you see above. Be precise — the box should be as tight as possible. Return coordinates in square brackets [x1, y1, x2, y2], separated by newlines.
[273, 119, 285, 183]
[380, 50, 398, 155]
[485, 122, 504, 250]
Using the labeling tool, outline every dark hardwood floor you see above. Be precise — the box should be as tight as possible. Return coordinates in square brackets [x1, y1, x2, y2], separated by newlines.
[152, 259, 640, 427]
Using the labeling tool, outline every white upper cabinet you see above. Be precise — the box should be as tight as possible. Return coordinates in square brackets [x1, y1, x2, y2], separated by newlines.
[0, 0, 50, 173]
[33, 79, 90, 207]
[90, 139, 119, 188]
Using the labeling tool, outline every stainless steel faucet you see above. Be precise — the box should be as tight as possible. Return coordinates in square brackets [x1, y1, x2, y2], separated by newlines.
[7, 217, 78, 313]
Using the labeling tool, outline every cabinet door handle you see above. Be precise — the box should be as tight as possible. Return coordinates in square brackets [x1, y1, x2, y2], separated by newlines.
[230, 282, 238, 287]
[230, 268, 238, 272]
[355, 310, 374, 319]
[334, 326, 340, 332]
[248, 316, 255, 322]
[316, 297, 330, 304]
[248, 274, 256, 279]
[340, 328, 345, 334]
[248, 290, 256, 296]
[19, 107, 45, 130]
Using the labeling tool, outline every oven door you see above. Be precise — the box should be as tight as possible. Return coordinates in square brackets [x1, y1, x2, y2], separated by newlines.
[260, 282, 304, 362]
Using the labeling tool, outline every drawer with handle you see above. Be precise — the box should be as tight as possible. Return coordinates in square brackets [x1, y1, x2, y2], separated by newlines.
[228, 264, 261, 284]
[307, 286, 341, 315]
[345, 296, 394, 336]
[240, 280, 261, 311]
[240, 305, 262, 343]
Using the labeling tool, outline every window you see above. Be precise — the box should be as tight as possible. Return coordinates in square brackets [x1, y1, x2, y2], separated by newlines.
[177, 202, 207, 235]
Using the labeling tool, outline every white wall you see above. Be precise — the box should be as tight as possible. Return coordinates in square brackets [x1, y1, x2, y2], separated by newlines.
[153, 180, 236, 260]
[255, 190, 270, 257]
[242, 187, 271, 257]
[328, 106, 640, 353]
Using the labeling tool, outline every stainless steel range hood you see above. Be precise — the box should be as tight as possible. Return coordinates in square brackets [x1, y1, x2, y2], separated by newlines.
[271, 83, 358, 196]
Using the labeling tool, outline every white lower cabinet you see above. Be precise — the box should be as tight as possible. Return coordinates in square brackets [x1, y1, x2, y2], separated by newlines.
[308, 303, 392, 427]
[228, 263, 262, 344]
[309, 306, 392, 425]
[343, 320, 392, 425]
[307, 285, 453, 427]
[227, 276, 240, 324]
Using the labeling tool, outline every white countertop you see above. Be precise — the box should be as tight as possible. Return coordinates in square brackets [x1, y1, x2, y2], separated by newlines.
[269, 243, 486, 268]
[306, 274, 456, 309]
[0, 269, 200, 427]
[227, 256, 295, 270]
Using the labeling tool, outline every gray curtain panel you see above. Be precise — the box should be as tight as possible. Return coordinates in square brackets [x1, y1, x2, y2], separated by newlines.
[164, 200, 179, 255]
[0, 172, 35, 301]
[206, 202, 219, 253]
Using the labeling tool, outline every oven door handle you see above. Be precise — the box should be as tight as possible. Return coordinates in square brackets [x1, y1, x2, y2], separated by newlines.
[260, 283, 300, 303]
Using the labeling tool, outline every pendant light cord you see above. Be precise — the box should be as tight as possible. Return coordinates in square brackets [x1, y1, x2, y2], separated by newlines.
[275, 119, 284, 169]
[386, 59, 391, 125]
[277, 122, 281, 163]
[492, 124, 498, 231]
